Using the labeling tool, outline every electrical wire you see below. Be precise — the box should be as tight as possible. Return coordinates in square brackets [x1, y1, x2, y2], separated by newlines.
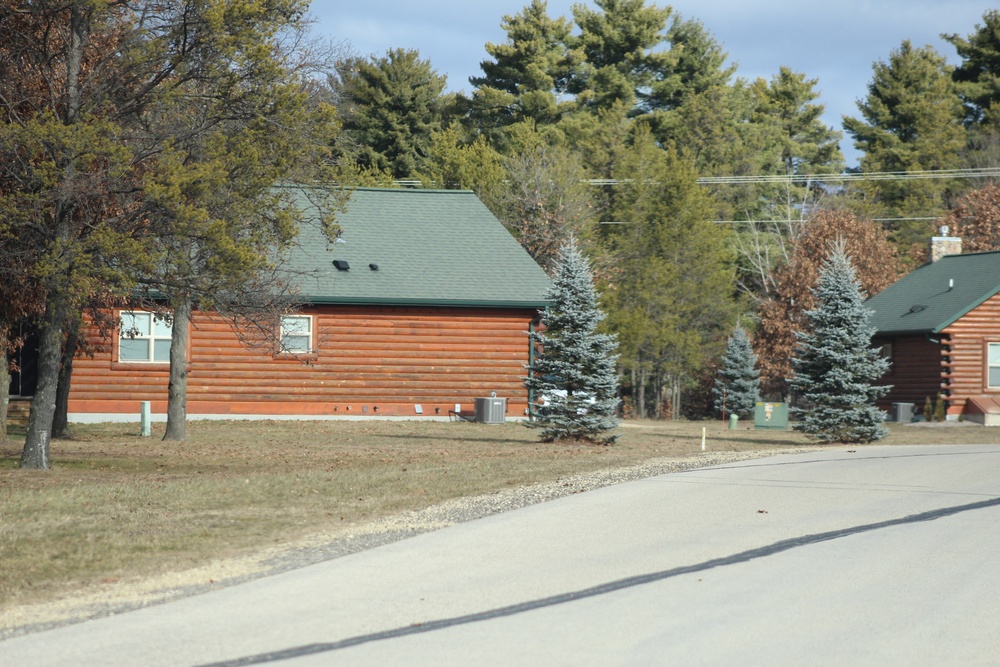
[581, 168, 1000, 187]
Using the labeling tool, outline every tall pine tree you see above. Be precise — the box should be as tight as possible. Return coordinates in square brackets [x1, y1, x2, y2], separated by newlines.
[790, 245, 890, 443]
[713, 326, 760, 419]
[945, 10, 1000, 127]
[568, 0, 672, 111]
[843, 41, 966, 261]
[525, 241, 620, 443]
[332, 48, 448, 179]
[750, 66, 843, 175]
[601, 130, 737, 419]
[643, 15, 736, 114]
[468, 0, 576, 136]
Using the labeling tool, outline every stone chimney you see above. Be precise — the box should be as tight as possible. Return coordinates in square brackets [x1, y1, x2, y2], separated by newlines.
[930, 225, 962, 262]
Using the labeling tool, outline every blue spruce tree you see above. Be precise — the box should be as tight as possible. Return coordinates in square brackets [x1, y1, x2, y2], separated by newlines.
[713, 326, 760, 419]
[525, 241, 620, 442]
[791, 245, 890, 443]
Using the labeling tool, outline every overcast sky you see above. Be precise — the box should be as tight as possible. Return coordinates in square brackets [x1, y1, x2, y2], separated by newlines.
[308, 1, 995, 168]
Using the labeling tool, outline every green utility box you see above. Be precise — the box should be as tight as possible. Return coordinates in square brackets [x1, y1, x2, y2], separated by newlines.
[754, 401, 788, 430]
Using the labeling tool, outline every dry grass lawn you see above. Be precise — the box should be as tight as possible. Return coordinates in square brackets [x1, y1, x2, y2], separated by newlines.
[1, 417, 997, 614]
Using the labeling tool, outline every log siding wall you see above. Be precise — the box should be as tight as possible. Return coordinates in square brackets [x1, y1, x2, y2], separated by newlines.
[874, 335, 944, 411]
[941, 292, 1000, 416]
[69, 305, 538, 419]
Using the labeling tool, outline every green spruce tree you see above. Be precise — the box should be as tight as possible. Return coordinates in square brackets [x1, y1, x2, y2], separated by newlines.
[790, 245, 890, 443]
[713, 326, 760, 419]
[526, 241, 620, 442]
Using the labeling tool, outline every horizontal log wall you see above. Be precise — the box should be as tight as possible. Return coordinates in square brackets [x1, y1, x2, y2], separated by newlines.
[69, 305, 538, 418]
[941, 292, 1000, 414]
[874, 335, 944, 410]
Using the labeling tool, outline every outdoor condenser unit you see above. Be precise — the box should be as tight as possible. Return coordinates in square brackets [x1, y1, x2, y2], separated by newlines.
[892, 402, 915, 423]
[474, 397, 507, 424]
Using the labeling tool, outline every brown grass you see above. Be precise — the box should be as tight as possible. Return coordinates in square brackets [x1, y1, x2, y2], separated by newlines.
[0, 418, 996, 611]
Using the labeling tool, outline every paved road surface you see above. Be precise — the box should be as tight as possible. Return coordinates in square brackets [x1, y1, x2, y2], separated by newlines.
[3, 444, 999, 666]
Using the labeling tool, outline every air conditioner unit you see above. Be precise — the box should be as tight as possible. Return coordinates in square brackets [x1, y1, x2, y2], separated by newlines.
[474, 397, 507, 424]
[892, 402, 915, 422]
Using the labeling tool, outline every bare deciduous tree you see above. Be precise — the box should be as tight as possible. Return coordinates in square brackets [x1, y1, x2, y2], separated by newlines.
[488, 143, 594, 274]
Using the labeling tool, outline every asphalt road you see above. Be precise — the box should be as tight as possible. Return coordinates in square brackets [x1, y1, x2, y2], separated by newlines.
[3, 444, 1000, 666]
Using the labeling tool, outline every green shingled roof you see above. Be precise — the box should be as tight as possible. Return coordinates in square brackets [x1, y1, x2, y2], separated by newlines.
[866, 250, 1000, 335]
[284, 187, 552, 308]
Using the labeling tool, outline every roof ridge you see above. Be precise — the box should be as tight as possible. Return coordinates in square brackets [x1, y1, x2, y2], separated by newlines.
[346, 186, 475, 194]
[938, 248, 1000, 259]
[272, 184, 476, 195]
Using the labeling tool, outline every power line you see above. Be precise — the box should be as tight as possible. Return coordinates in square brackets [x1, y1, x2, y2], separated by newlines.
[699, 168, 1000, 185]
[711, 216, 940, 225]
[397, 168, 1000, 191]
[584, 168, 1000, 187]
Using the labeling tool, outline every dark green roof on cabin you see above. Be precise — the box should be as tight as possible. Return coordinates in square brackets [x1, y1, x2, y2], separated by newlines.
[866, 250, 1000, 335]
[284, 187, 552, 308]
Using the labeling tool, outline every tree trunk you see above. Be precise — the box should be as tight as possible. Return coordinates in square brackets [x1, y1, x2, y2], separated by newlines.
[671, 378, 682, 420]
[0, 325, 9, 441]
[628, 367, 636, 419]
[637, 367, 647, 419]
[163, 295, 191, 441]
[655, 379, 664, 419]
[52, 323, 80, 439]
[20, 2, 88, 468]
[21, 294, 68, 469]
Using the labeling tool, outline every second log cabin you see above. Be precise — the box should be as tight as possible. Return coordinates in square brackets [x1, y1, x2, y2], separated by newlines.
[868, 232, 1000, 423]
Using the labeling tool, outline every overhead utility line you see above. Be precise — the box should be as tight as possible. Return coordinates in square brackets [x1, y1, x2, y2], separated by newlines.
[710, 216, 939, 225]
[583, 167, 1000, 187]
[395, 168, 1000, 190]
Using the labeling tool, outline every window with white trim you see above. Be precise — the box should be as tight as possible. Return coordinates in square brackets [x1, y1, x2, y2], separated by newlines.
[119, 311, 172, 363]
[280, 315, 312, 353]
[880, 342, 893, 371]
[988, 343, 1000, 388]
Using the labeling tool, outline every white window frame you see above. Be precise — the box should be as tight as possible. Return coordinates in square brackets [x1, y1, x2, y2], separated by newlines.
[119, 311, 172, 363]
[880, 342, 893, 371]
[988, 343, 1000, 389]
[280, 315, 313, 354]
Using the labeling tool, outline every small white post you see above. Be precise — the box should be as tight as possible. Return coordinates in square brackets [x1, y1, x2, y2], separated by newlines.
[701, 426, 706, 451]
[140, 401, 151, 437]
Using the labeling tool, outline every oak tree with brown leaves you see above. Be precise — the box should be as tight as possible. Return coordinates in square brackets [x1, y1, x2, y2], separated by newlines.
[939, 184, 1000, 252]
[755, 210, 902, 398]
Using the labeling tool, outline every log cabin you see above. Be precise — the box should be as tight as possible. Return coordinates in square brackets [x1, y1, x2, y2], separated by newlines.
[63, 187, 553, 422]
[868, 231, 1000, 424]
